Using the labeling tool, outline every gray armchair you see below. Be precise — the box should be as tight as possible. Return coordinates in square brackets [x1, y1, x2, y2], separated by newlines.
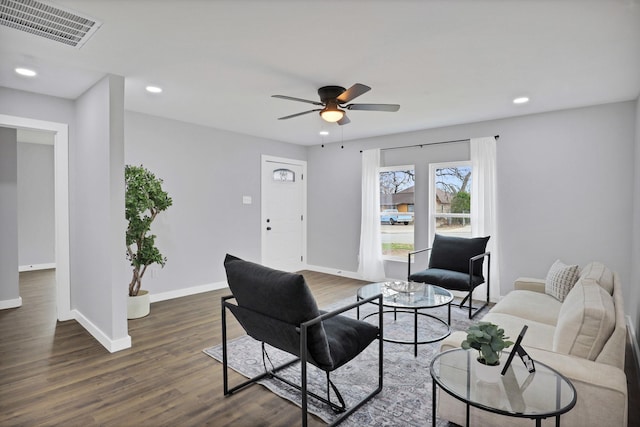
[407, 234, 490, 319]
[221, 254, 383, 427]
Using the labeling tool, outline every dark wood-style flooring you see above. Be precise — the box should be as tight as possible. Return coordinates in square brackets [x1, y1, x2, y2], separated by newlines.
[1, 270, 639, 426]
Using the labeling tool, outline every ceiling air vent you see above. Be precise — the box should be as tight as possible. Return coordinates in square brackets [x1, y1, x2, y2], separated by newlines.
[0, 0, 102, 48]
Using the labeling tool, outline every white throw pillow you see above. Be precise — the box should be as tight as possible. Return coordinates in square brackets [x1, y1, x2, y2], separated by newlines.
[545, 259, 579, 302]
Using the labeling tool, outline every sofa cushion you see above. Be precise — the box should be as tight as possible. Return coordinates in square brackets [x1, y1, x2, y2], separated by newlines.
[482, 312, 555, 351]
[580, 261, 614, 295]
[553, 278, 616, 360]
[544, 259, 579, 302]
[489, 289, 562, 326]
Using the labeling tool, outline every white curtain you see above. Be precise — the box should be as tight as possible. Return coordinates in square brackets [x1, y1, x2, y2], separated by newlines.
[357, 149, 386, 281]
[470, 136, 500, 300]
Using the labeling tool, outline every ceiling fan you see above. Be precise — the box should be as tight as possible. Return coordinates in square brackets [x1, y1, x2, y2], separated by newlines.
[272, 83, 400, 125]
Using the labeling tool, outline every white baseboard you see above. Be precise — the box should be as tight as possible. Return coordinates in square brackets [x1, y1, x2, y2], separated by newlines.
[303, 263, 429, 285]
[73, 309, 132, 353]
[0, 297, 22, 310]
[303, 264, 364, 280]
[626, 315, 640, 383]
[150, 280, 229, 303]
[19, 263, 56, 272]
[68, 281, 229, 353]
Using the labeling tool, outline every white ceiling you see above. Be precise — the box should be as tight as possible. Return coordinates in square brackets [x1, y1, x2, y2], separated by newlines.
[1, 0, 639, 146]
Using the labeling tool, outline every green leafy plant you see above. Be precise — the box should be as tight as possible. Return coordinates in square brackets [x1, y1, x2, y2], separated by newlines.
[451, 190, 470, 214]
[125, 165, 172, 297]
[461, 322, 514, 366]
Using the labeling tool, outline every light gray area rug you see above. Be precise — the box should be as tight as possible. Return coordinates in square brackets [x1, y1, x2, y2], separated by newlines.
[204, 297, 486, 426]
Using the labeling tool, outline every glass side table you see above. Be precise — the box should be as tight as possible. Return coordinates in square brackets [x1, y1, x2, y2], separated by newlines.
[430, 348, 576, 427]
[357, 281, 453, 357]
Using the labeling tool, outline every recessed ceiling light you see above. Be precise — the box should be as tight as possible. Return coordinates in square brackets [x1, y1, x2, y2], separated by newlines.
[145, 86, 162, 94]
[513, 96, 530, 104]
[15, 67, 37, 77]
[319, 131, 329, 136]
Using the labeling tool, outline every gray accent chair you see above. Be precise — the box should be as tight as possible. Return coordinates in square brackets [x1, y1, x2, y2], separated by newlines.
[221, 254, 383, 427]
[408, 234, 490, 319]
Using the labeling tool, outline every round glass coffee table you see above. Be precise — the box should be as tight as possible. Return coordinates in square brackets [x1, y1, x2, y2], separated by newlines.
[357, 281, 453, 357]
[430, 348, 576, 426]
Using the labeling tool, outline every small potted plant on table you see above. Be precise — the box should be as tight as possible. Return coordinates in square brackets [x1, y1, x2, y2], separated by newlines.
[461, 322, 514, 381]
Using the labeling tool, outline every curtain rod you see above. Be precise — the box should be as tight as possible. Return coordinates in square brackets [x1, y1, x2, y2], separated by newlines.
[360, 135, 500, 153]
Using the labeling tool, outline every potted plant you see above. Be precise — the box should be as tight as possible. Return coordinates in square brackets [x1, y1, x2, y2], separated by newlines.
[125, 165, 172, 319]
[461, 321, 514, 366]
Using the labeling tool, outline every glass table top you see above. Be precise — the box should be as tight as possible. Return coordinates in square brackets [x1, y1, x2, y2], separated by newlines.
[431, 348, 576, 419]
[357, 281, 453, 309]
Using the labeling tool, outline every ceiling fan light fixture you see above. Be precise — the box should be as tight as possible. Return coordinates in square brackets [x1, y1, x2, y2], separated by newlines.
[273, 83, 398, 125]
[320, 104, 344, 122]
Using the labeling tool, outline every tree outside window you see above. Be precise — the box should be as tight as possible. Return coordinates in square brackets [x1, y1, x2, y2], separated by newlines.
[430, 162, 472, 240]
[379, 166, 415, 260]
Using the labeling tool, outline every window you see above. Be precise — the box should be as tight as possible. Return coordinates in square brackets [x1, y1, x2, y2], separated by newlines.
[272, 168, 295, 182]
[379, 166, 415, 260]
[429, 162, 472, 240]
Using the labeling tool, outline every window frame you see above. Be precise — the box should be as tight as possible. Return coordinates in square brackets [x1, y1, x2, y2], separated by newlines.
[379, 164, 415, 262]
[429, 160, 472, 243]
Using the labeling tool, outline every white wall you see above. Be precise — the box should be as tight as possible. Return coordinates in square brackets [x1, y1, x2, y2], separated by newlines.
[307, 101, 636, 310]
[72, 75, 128, 345]
[124, 111, 307, 297]
[0, 127, 19, 306]
[17, 142, 55, 267]
[0, 84, 129, 351]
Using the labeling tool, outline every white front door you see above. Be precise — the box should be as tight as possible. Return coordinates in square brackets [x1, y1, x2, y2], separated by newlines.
[261, 156, 306, 272]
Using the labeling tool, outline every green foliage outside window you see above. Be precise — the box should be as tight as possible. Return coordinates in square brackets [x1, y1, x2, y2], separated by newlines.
[451, 190, 470, 213]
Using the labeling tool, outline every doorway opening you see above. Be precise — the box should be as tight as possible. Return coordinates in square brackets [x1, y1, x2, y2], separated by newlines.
[0, 114, 71, 321]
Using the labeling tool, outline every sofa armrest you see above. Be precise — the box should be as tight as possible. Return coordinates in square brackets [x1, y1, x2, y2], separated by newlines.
[525, 347, 628, 427]
[525, 347, 627, 396]
[514, 277, 546, 293]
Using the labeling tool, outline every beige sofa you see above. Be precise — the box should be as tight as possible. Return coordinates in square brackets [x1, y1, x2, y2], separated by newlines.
[438, 261, 628, 427]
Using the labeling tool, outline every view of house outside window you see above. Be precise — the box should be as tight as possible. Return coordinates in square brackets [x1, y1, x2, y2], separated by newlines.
[430, 162, 472, 240]
[379, 166, 415, 260]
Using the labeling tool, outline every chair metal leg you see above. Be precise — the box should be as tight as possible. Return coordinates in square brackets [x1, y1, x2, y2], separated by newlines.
[304, 295, 384, 427]
[459, 287, 489, 319]
[459, 252, 491, 318]
[327, 372, 346, 413]
[222, 297, 299, 396]
[221, 296, 231, 394]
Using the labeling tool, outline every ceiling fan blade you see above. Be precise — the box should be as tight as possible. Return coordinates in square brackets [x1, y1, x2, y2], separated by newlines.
[272, 95, 323, 106]
[346, 103, 400, 112]
[277, 109, 321, 120]
[336, 83, 371, 104]
[337, 114, 351, 126]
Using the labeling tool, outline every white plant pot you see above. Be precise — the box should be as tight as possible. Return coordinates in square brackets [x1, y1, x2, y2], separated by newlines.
[474, 359, 501, 383]
[128, 290, 150, 319]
